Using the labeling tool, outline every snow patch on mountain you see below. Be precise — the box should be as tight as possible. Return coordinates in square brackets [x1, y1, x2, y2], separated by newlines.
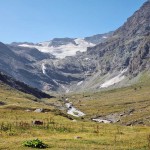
[52, 79, 59, 85]
[102, 36, 108, 39]
[19, 38, 95, 59]
[100, 69, 127, 88]
[84, 58, 90, 61]
[41, 63, 46, 75]
[77, 81, 83, 86]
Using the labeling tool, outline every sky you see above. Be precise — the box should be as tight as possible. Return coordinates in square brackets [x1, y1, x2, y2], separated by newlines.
[0, 0, 147, 43]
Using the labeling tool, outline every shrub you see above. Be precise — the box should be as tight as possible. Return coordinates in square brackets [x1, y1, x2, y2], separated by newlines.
[23, 138, 48, 149]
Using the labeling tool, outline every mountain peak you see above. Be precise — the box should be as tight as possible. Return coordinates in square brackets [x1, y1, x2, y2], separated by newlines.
[0, 1, 149, 93]
[114, 0, 150, 38]
[141, 0, 150, 11]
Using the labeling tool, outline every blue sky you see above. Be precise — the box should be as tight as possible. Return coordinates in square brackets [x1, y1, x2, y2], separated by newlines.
[0, 0, 147, 43]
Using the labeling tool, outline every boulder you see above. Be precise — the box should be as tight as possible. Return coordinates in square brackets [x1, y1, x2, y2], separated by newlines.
[32, 120, 43, 125]
[34, 108, 44, 113]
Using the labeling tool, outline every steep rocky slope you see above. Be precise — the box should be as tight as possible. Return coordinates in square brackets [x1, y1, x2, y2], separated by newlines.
[57, 0, 150, 92]
[88, 0, 149, 73]
[85, 31, 113, 44]
[0, 71, 53, 98]
[0, 1, 149, 93]
[46, 0, 150, 92]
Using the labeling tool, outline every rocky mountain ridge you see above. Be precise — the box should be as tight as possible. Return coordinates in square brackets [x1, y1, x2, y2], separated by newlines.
[0, 71, 53, 98]
[0, 1, 149, 94]
[11, 32, 112, 59]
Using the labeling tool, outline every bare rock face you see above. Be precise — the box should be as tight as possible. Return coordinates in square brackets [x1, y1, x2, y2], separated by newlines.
[86, 1, 150, 76]
[48, 38, 77, 47]
[0, 1, 149, 93]
[84, 31, 113, 44]
[114, 1, 150, 38]
[129, 40, 150, 76]
[34, 108, 44, 113]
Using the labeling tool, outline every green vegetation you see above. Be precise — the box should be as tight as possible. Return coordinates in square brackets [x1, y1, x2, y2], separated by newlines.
[0, 72, 149, 149]
[67, 72, 150, 126]
[23, 139, 48, 149]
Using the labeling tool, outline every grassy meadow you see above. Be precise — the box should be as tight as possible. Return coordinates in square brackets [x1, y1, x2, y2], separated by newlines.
[0, 72, 150, 149]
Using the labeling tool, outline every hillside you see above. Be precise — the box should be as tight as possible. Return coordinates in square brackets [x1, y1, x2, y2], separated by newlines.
[0, 71, 53, 98]
[0, 1, 149, 93]
[67, 71, 150, 126]
[0, 72, 150, 149]
[0, 1, 150, 149]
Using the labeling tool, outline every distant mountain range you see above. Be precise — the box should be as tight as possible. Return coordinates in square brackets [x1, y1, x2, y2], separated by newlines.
[0, 1, 149, 94]
[11, 32, 113, 59]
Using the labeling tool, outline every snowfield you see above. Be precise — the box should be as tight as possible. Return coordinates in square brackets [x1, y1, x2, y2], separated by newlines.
[19, 38, 95, 59]
[41, 63, 46, 75]
[100, 69, 127, 88]
[77, 81, 83, 86]
[102, 36, 108, 39]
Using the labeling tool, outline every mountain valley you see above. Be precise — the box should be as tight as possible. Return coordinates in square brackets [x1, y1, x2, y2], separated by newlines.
[0, 1, 150, 149]
[0, 1, 149, 94]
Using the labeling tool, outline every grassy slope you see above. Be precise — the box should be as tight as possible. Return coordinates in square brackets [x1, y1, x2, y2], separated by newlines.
[0, 73, 150, 150]
[68, 72, 150, 125]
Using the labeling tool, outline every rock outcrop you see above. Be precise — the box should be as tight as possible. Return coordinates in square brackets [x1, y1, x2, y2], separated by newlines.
[0, 1, 149, 93]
